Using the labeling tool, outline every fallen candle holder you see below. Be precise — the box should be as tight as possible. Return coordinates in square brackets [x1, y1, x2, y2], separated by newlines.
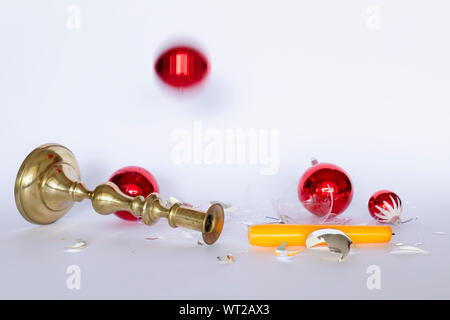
[14, 143, 224, 245]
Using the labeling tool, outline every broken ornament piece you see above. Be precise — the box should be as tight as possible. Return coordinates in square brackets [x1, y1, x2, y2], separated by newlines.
[210, 201, 238, 212]
[65, 239, 88, 252]
[145, 236, 165, 240]
[305, 229, 353, 262]
[217, 254, 235, 264]
[274, 241, 304, 258]
[390, 245, 429, 255]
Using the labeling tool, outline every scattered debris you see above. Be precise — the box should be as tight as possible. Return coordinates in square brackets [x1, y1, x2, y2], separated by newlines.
[265, 216, 286, 224]
[399, 216, 419, 224]
[210, 201, 238, 212]
[145, 237, 163, 240]
[217, 254, 235, 264]
[66, 239, 87, 252]
[197, 240, 203, 246]
[264, 214, 297, 224]
[274, 242, 303, 258]
[182, 231, 194, 239]
[242, 220, 254, 226]
[166, 196, 181, 207]
[305, 229, 353, 262]
[323, 217, 352, 225]
[390, 245, 429, 255]
[166, 197, 193, 208]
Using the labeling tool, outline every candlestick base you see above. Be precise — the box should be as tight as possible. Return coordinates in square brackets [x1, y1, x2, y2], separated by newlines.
[15, 144, 82, 224]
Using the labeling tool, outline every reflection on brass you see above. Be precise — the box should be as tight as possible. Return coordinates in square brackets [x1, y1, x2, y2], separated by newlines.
[14, 144, 224, 245]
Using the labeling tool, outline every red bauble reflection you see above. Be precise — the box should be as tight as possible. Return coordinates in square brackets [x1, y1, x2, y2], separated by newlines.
[109, 166, 160, 221]
[368, 190, 402, 224]
[297, 162, 353, 217]
[155, 46, 209, 88]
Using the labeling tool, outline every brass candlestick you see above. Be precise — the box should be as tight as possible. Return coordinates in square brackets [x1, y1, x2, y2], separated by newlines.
[14, 143, 224, 245]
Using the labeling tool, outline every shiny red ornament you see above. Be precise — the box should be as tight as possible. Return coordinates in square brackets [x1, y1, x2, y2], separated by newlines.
[297, 161, 353, 217]
[154, 46, 209, 88]
[108, 166, 160, 221]
[368, 190, 402, 224]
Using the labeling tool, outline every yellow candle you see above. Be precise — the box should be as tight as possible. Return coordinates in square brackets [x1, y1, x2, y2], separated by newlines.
[248, 224, 392, 247]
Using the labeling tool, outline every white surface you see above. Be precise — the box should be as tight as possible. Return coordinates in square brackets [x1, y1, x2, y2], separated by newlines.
[0, 0, 449, 299]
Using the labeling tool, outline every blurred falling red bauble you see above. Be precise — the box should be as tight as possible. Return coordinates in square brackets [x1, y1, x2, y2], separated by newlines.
[297, 161, 353, 217]
[368, 190, 402, 224]
[154, 46, 209, 88]
[109, 166, 160, 221]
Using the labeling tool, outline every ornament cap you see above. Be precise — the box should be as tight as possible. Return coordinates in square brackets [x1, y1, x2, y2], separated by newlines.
[311, 158, 319, 166]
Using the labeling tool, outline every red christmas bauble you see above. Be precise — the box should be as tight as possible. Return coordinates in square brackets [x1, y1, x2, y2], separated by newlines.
[298, 162, 353, 217]
[109, 166, 160, 221]
[368, 190, 402, 224]
[155, 46, 209, 88]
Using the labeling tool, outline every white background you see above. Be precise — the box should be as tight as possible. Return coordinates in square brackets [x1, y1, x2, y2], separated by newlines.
[0, 0, 449, 299]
